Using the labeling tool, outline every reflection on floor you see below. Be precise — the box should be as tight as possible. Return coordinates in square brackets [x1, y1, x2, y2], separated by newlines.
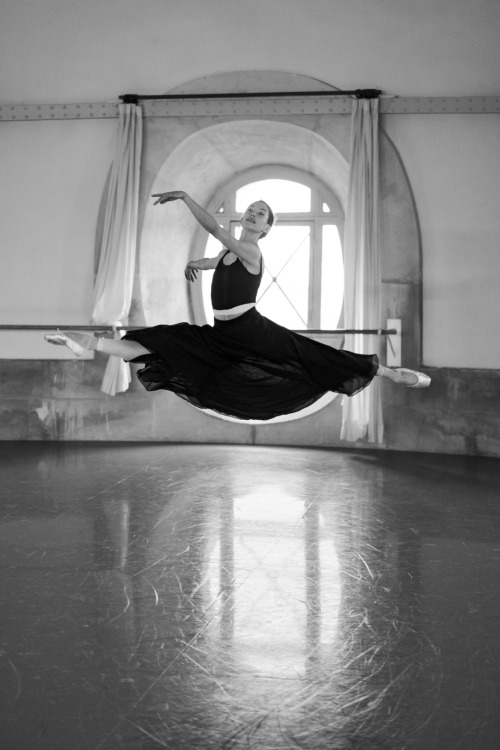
[1, 442, 500, 749]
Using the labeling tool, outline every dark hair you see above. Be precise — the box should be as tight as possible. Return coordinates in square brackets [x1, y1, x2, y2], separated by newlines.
[258, 200, 275, 239]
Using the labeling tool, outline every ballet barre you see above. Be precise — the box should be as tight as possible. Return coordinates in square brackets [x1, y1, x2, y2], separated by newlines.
[0, 324, 397, 335]
[2, 322, 402, 365]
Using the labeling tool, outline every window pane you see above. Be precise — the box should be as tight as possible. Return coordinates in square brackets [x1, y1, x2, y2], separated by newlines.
[258, 225, 310, 328]
[258, 278, 307, 329]
[201, 233, 221, 323]
[321, 225, 344, 329]
[236, 180, 311, 214]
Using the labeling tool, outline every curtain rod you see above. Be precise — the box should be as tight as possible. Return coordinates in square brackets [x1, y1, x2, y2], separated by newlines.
[119, 89, 381, 105]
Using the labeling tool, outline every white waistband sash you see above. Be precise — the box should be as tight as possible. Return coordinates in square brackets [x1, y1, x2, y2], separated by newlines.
[213, 303, 256, 321]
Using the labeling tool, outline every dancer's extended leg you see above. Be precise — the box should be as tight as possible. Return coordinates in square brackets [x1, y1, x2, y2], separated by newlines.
[377, 364, 431, 389]
[97, 337, 150, 360]
[45, 331, 149, 360]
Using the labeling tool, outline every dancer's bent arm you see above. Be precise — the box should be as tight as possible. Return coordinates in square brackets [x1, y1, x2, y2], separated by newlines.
[152, 190, 261, 271]
[184, 251, 225, 282]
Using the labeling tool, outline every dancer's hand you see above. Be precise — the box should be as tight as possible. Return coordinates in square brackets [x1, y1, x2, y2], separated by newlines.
[184, 262, 199, 282]
[152, 190, 186, 205]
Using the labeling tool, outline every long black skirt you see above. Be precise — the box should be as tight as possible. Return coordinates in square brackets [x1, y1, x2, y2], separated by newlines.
[123, 308, 378, 420]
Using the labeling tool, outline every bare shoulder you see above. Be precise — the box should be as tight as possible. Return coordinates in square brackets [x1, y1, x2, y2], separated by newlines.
[238, 239, 261, 259]
[238, 241, 262, 274]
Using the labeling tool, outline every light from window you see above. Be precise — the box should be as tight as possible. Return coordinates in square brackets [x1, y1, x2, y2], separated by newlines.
[235, 179, 311, 214]
[321, 225, 344, 329]
[258, 225, 310, 329]
[201, 234, 219, 322]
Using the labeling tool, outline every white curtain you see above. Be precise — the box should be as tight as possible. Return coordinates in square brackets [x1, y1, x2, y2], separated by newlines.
[341, 98, 383, 444]
[91, 103, 143, 396]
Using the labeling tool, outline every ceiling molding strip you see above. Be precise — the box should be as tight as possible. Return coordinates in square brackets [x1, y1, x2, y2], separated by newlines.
[381, 96, 500, 114]
[1, 96, 500, 122]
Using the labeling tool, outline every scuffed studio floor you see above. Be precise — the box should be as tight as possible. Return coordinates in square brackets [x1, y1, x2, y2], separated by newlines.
[1, 442, 500, 750]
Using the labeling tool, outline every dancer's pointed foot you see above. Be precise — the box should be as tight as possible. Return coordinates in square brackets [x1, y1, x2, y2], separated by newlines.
[396, 367, 431, 388]
[44, 331, 96, 357]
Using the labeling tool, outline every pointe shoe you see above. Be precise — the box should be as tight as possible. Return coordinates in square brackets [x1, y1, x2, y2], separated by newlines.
[396, 367, 431, 388]
[44, 331, 94, 357]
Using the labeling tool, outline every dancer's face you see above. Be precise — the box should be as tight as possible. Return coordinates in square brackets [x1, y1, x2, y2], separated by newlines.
[241, 202, 271, 238]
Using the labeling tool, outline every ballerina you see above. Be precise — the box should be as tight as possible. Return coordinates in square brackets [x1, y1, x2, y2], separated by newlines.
[46, 191, 430, 420]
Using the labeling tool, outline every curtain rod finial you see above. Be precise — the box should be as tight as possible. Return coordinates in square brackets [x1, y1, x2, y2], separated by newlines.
[355, 89, 382, 99]
[120, 94, 140, 105]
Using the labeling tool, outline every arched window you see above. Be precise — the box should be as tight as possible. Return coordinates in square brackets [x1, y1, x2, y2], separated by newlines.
[191, 168, 344, 332]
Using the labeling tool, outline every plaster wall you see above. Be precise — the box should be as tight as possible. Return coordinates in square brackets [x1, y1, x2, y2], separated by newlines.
[1, 0, 499, 368]
[384, 114, 500, 368]
[0, 119, 115, 358]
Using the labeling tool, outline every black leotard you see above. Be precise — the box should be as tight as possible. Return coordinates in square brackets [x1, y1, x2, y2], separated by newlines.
[210, 251, 263, 309]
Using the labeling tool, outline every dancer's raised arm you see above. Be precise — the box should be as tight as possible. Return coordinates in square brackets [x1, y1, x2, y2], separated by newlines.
[152, 191, 270, 272]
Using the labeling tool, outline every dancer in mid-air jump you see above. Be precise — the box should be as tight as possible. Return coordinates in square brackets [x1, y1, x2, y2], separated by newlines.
[46, 191, 430, 420]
